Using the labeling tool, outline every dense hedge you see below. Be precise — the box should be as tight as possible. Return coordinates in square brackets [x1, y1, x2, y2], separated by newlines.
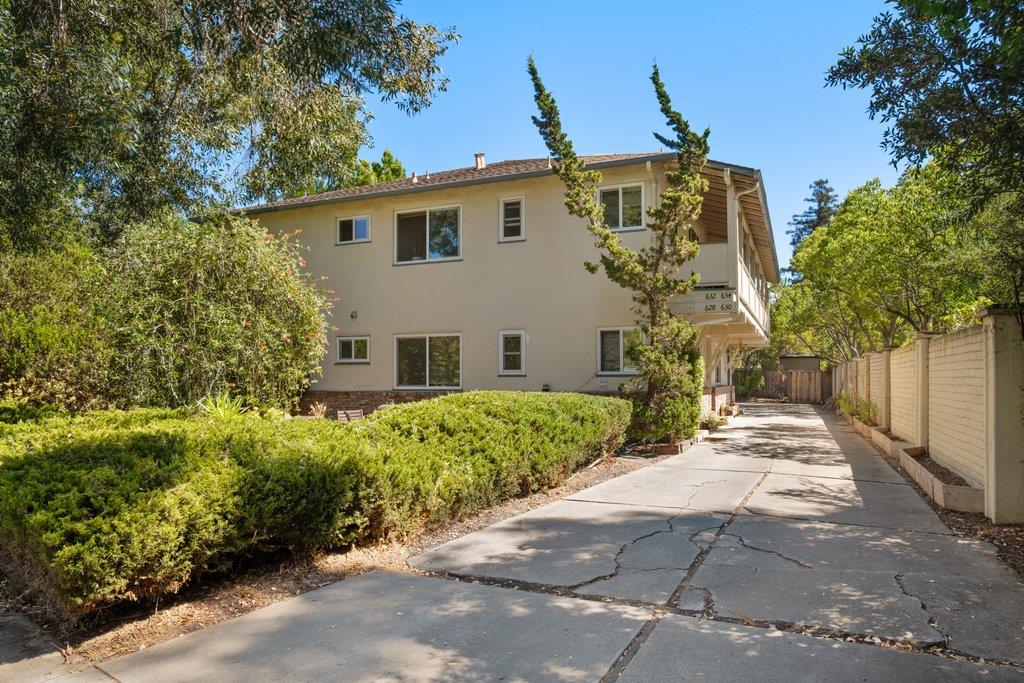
[733, 367, 766, 399]
[0, 212, 330, 411]
[0, 391, 629, 619]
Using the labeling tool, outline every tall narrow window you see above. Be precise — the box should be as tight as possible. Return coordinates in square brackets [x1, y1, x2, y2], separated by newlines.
[337, 216, 370, 244]
[598, 184, 643, 231]
[337, 336, 370, 363]
[499, 198, 524, 241]
[397, 212, 427, 262]
[598, 328, 641, 374]
[395, 334, 461, 388]
[499, 330, 525, 375]
[395, 206, 461, 263]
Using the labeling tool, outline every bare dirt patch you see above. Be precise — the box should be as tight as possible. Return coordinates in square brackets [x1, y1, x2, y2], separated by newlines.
[0, 450, 668, 665]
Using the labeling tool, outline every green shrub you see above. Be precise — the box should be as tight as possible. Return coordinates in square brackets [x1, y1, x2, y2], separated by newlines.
[0, 397, 64, 425]
[0, 212, 330, 411]
[836, 392, 876, 425]
[627, 352, 704, 443]
[733, 367, 765, 398]
[0, 391, 628, 619]
[0, 245, 116, 410]
[700, 414, 727, 431]
[105, 211, 330, 409]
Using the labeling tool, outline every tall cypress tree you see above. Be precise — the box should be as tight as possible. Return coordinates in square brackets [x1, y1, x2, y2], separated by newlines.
[528, 58, 706, 442]
[788, 179, 838, 249]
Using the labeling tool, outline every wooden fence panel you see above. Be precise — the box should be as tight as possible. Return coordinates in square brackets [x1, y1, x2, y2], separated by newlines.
[787, 370, 823, 403]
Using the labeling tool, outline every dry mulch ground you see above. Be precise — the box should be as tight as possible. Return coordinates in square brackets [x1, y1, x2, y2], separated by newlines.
[867, 433, 1024, 578]
[911, 452, 971, 487]
[0, 449, 669, 665]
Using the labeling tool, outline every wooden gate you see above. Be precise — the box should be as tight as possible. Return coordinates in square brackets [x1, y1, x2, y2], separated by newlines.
[787, 370, 823, 403]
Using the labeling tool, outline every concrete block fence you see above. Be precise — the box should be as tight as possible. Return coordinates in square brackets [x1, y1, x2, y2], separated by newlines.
[832, 309, 1024, 523]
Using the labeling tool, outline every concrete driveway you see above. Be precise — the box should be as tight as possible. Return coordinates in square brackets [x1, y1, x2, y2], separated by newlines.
[85, 404, 1024, 681]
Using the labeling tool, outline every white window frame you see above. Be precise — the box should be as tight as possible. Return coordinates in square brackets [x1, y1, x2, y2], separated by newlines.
[597, 327, 641, 376]
[393, 204, 463, 265]
[597, 183, 645, 232]
[336, 215, 371, 245]
[498, 197, 526, 243]
[498, 329, 526, 376]
[336, 335, 370, 364]
[393, 333, 463, 390]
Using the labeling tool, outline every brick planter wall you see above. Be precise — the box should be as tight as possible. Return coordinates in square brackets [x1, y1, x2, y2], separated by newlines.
[299, 389, 454, 416]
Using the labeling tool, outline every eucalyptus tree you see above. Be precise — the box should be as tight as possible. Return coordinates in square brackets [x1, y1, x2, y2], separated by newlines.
[0, 0, 456, 249]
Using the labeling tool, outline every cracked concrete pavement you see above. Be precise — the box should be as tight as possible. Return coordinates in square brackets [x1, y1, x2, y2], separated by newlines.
[53, 403, 1023, 681]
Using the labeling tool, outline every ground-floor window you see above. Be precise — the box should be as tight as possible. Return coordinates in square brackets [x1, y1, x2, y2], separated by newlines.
[499, 330, 525, 375]
[598, 327, 641, 374]
[395, 334, 461, 388]
[337, 336, 370, 363]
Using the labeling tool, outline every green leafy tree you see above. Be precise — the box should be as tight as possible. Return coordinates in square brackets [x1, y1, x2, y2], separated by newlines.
[827, 0, 1024, 333]
[350, 150, 407, 187]
[1, 213, 330, 410]
[776, 165, 986, 362]
[827, 0, 1023, 206]
[0, 1, 456, 249]
[788, 179, 838, 250]
[528, 58, 705, 441]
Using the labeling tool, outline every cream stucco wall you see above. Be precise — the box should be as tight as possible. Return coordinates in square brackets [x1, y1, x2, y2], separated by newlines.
[889, 344, 917, 444]
[869, 353, 885, 415]
[253, 163, 766, 395]
[928, 327, 987, 487]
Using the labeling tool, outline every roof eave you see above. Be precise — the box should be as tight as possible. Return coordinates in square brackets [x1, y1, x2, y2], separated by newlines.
[755, 169, 782, 283]
[236, 154, 760, 216]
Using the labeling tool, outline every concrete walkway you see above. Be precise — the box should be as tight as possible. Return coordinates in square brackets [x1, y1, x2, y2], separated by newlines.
[67, 405, 1024, 680]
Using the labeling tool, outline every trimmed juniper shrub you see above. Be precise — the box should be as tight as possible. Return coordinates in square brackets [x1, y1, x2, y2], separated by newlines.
[0, 391, 629, 620]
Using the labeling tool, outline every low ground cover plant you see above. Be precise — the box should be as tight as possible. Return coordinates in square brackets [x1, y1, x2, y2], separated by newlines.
[0, 391, 629, 621]
[836, 392, 876, 425]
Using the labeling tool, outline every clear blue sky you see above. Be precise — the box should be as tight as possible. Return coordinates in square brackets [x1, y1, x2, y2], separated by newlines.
[364, 1, 901, 270]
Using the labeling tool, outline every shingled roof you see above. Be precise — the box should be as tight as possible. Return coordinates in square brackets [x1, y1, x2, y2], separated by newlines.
[239, 153, 700, 214]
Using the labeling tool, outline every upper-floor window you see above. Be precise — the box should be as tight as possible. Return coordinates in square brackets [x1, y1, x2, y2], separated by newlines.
[598, 327, 641, 374]
[599, 184, 644, 231]
[337, 216, 370, 244]
[499, 198, 525, 242]
[395, 206, 461, 264]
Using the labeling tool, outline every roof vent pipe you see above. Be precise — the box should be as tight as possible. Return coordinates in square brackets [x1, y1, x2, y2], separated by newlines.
[474, 152, 486, 169]
[410, 172, 417, 184]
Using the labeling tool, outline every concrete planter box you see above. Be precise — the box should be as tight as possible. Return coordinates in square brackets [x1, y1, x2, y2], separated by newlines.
[851, 417, 875, 438]
[869, 428, 909, 459]
[898, 446, 985, 514]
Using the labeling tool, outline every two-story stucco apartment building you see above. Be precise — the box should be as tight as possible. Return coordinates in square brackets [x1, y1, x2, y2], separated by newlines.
[244, 152, 779, 415]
